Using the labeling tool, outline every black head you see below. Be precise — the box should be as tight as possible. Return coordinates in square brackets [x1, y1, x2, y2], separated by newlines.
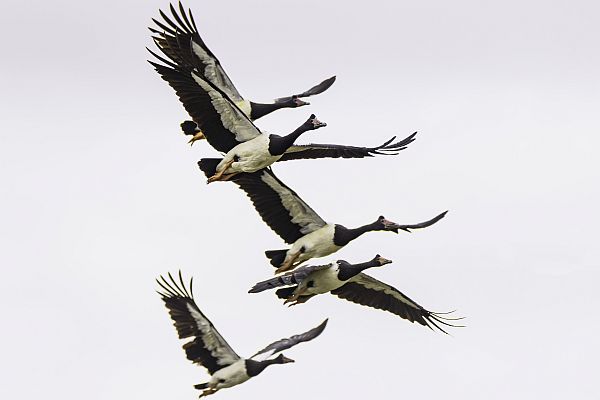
[374, 215, 402, 233]
[371, 254, 393, 266]
[290, 96, 310, 108]
[302, 114, 327, 130]
[336, 255, 391, 281]
[274, 353, 295, 364]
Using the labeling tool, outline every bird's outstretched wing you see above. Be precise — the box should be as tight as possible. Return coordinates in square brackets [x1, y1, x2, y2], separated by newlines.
[157, 272, 241, 374]
[151, 4, 336, 110]
[248, 263, 332, 293]
[280, 132, 417, 161]
[203, 167, 327, 244]
[274, 76, 337, 103]
[331, 273, 463, 334]
[150, 2, 244, 102]
[251, 319, 328, 361]
[148, 52, 261, 152]
[396, 210, 448, 232]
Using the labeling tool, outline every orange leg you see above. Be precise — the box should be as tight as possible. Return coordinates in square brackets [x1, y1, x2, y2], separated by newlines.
[283, 286, 308, 305]
[188, 130, 205, 145]
[207, 159, 235, 183]
[199, 388, 218, 397]
[275, 251, 301, 274]
[220, 172, 240, 181]
[287, 294, 315, 307]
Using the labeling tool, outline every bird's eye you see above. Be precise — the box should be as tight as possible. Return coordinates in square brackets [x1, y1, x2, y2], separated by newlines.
[307, 281, 315, 288]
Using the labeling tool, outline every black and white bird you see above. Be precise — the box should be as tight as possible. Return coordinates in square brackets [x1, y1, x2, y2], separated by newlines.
[150, 47, 416, 182]
[157, 271, 328, 397]
[150, 2, 336, 145]
[196, 166, 447, 273]
[249, 255, 462, 334]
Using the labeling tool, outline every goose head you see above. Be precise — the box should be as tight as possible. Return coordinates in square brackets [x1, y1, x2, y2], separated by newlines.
[374, 215, 403, 233]
[269, 114, 327, 155]
[336, 255, 393, 281]
[372, 254, 393, 266]
[273, 354, 295, 364]
[289, 96, 310, 107]
[302, 114, 327, 130]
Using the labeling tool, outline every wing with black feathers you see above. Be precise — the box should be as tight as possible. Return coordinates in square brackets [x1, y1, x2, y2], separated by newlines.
[157, 272, 241, 374]
[274, 76, 337, 103]
[150, 2, 243, 102]
[148, 52, 261, 152]
[331, 273, 463, 334]
[221, 168, 327, 244]
[280, 132, 417, 161]
[251, 319, 328, 360]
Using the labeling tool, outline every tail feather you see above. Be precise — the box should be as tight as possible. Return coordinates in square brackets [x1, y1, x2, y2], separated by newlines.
[265, 249, 287, 268]
[181, 120, 199, 136]
[275, 286, 297, 299]
[198, 158, 222, 178]
[249, 276, 283, 293]
[249, 273, 299, 293]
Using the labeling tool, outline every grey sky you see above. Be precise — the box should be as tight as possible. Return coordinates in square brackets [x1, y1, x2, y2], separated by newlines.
[1, 0, 599, 398]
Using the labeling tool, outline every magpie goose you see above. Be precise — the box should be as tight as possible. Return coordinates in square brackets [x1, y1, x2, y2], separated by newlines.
[196, 166, 447, 273]
[150, 2, 335, 145]
[157, 271, 327, 397]
[249, 255, 463, 333]
[150, 51, 416, 181]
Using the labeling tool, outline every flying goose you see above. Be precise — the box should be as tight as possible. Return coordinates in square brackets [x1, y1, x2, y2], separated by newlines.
[196, 166, 447, 273]
[249, 255, 462, 334]
[157, 271, 328, 397]
[150, 51, 416, 182]
[150, 2, 336, 145]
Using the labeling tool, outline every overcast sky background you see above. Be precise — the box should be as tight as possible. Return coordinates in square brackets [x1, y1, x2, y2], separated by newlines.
[1, 0, 599, 398]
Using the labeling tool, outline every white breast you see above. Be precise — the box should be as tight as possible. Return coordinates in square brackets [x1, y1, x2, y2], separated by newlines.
[219, 135, 281, 173]
[211, 360, 250, 389]
[289, 224, 342, 263]
[306, 265, 344, 294]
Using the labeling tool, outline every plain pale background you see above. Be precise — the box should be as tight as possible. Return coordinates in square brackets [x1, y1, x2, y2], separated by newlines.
[1, 0, 599, 398]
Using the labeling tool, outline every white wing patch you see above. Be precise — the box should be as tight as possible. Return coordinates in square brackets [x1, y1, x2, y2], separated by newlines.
[261, 172, 327, 234]
[191, 42, 243, 102]
[191, 72, 259, 143]
[351, 274, 422, 309]
[186, 303, 240, 367]
[235, 99, 252, 117]
[285, 145, 330, 153]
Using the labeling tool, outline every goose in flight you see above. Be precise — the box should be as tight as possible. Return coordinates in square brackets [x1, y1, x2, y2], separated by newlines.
[157, 271, 328, 397]
[150, 50, 416, 182]
[196, 166, 447, 273]
[249, 255, 463, 334]
[150, 2, 336, 145]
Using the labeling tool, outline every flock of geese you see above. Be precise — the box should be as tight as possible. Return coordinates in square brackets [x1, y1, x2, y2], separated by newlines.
[149, 3, 463, 397]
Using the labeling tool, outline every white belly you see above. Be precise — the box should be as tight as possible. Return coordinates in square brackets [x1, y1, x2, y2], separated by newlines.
[219, 135, 281, 173]
[287, 224, 342, 265]
[306, 266, 345, 294]
[210, 360, 250, 389]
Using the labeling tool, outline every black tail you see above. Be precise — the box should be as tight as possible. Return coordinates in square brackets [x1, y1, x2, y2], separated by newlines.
[249, 273, 300, 293]
[181, 120, 199, 136]
[275, 286, 297, 299]
[249, 276, 282, 293]
[265, 249, 287, 268]
[194, 383, 209, 390]
[198, 158, 222, 178]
